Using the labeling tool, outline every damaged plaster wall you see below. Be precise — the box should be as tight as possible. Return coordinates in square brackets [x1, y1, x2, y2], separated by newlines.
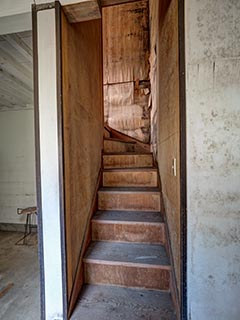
[0, 109, 36, 225]
[186, 0, 240, 319]
[103, 0, 151, 143]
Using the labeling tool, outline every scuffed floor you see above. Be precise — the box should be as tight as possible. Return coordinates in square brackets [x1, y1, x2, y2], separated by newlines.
[71, 284, 176, 320]
[0, 231, 40, 320]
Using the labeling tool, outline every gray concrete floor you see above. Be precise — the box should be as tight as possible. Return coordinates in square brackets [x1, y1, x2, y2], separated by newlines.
[71, 284, 176, 320]
[0, 231, 40, 320]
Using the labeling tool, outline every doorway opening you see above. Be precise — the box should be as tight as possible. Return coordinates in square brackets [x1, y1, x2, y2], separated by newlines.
[0, 30, 40, 319]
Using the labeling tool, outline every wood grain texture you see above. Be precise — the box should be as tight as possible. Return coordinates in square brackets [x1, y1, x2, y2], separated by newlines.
[101, 0, 142, 7]
[61, 11, 103, 304]
[102, 0, 149, 84]
[63, 0, 101, 23]
[103, 153, 153, 168]
[98, 188, 161, 211]
[0, 31, 33, 111]
[102, 1, 150, 142]
[103, 168, 158, 187]
[149, 0, 181, 294]
[84, 262, 170, 290]
[84, 241, 170, 289]
[92, 219, 165, 244]
[104, 139, 136, 153]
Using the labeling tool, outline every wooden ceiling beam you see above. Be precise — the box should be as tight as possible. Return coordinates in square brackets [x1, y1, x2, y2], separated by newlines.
[63, 0, 101, 23]
[2, 34, 32, 62]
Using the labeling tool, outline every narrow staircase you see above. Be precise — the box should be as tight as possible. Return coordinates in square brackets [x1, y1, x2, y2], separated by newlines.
[71, 137, 176, 320]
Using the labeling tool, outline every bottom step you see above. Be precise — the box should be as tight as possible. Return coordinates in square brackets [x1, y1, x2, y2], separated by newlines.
[71, 284, 176, 320]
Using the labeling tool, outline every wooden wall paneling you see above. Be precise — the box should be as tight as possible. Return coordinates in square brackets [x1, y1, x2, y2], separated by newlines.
[104, 81, 150, 142]
[149, 0, 181, 300]
[102, 0, 150, 142]
[63, 0, 101, 23]
[102, 0, 149, 84]
[61, 11, 103, 311]
[101, 0, 141, 7]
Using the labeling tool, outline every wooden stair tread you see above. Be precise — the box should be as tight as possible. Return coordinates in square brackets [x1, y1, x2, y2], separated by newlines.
[92, 210, 163, 223]
[84, 241, 170, 266]
[71, 284, 176, 320]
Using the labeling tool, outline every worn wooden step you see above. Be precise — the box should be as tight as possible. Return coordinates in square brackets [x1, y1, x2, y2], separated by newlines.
[103, 168, 158, 187]
[92, 210, 165, 244]
[71, 284, 176, 320]
[104, 138, 136, 153]
[84, 242, 170, 290]
[103, 153, 153, 169]
[98, 187, 161, 212]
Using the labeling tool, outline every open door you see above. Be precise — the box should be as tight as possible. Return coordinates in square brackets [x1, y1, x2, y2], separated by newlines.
[61, 8, 103, 316]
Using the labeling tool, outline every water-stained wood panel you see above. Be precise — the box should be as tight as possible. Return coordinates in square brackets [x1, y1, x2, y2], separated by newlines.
[61, 12, 103, 307]
[102, 0, 150, 142]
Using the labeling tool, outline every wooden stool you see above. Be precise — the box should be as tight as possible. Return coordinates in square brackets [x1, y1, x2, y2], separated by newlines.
[15, 206, 37, 245]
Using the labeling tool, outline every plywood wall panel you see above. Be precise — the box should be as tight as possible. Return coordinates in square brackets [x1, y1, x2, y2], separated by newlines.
[149, 0, 180, 295]
[61, 12, 103, 302]
[102, 0, 149, 84]
[102, 0, 150, 142]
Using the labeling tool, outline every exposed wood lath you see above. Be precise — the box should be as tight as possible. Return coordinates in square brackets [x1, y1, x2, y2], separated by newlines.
[0, 30, 33, 111]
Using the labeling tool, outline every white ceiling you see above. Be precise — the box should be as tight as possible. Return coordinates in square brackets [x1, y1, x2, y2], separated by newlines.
[0, 30, 33, 111]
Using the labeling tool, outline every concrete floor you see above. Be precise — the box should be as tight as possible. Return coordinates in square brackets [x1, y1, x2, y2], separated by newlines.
[0, 231, 40, 320]
[71, 284, 176, 320]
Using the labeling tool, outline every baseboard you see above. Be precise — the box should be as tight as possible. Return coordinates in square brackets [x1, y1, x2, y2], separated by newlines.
[0, 223, 37, 233]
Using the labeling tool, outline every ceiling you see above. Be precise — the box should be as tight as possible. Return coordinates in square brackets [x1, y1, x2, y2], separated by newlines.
[0, 30, 33, 111]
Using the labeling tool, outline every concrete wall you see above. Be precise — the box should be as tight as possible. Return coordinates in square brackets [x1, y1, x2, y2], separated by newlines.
[186, 1, 240, 319]
[0, 109, 36, 225]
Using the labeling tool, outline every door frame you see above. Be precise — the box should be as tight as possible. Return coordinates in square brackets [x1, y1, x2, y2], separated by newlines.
[178, 0, 187, 319]
[32, 2, 68, 319]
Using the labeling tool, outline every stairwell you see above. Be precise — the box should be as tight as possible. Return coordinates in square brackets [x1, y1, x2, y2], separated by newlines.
[71, 137, 176, 320]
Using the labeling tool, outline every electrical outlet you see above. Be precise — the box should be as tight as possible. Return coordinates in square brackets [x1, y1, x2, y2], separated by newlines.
[172, 158, 177, 176]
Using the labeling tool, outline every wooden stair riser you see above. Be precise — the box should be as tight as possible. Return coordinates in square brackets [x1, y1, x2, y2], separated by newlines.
[103, 154, 153, 169]
[104, 140, 136, 153]
[103, 170, 158, 187]
[84, 261, 170, 290]
[98, 191, 161, 211]
[92, 220, 165, 244]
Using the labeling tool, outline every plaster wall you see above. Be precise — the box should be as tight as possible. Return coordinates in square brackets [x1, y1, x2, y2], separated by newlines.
[186, 1, 240, 319]
[0, 109, 36, 225]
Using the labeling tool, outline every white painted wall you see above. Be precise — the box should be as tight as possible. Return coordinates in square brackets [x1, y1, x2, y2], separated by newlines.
[0, 109, 36, 224]
[37, 8, 65, 319]
[186, 1, 240, 319]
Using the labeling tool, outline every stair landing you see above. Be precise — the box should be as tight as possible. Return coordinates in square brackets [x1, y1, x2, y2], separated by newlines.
[71, 284, 176, 320]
